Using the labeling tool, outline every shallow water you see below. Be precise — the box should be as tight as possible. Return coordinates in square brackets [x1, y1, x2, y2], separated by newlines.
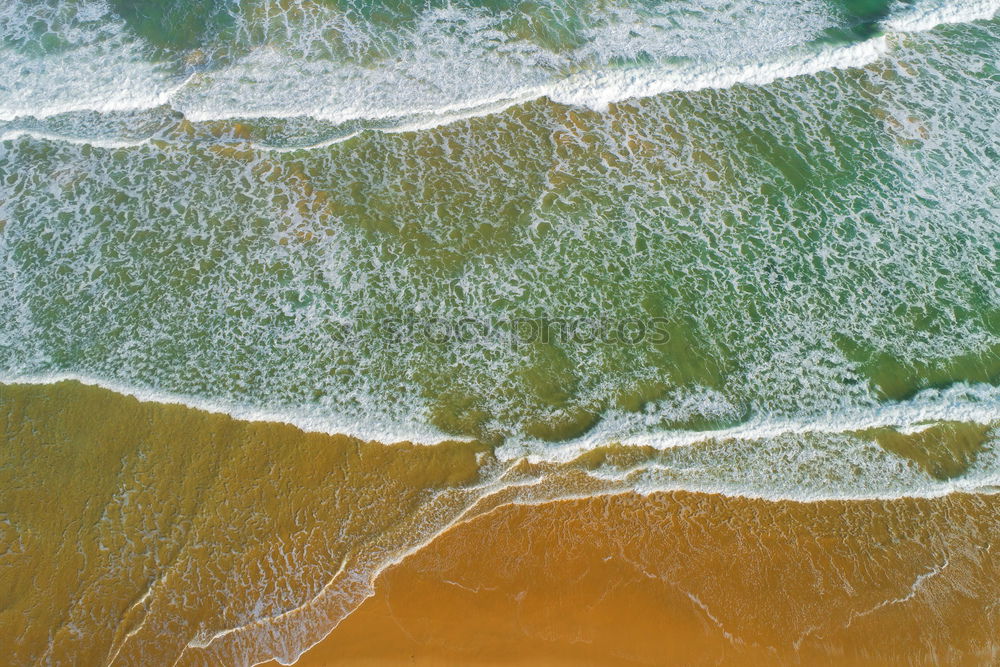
[3, 12, 1000, 452]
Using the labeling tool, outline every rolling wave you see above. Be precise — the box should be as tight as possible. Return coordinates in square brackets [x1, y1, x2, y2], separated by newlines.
[0, 0, 997, 141]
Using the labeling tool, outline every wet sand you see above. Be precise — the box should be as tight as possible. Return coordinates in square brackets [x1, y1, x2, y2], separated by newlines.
[4, 380, 1000, 666]
[292, 492, 1000, 666]
[0, 380, 494, 666]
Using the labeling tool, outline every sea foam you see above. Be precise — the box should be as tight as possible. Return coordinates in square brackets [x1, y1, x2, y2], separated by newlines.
[1, 0, 997, 135]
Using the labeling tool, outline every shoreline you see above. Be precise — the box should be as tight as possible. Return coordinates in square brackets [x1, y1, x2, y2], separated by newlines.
[2, 377, 999, 502]
[4, 377, 1000, 665]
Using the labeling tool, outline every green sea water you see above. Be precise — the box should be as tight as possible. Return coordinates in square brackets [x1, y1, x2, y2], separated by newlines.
[1, 0, 999, 463]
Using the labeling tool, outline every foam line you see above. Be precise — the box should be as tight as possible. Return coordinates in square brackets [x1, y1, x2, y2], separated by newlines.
[2, 2, 998, 140]
[6, 373, 1000, 466]
[0, 372, 466, 447]
[548, 36, 890, 111]
[0, 74, 195, 123]
[497, 384, 1000, 464]
[886, 0, 1000, 31]
[0, 130, 151, 150]
[677, 473, 997, 501]
[5, 377, 1000, 506]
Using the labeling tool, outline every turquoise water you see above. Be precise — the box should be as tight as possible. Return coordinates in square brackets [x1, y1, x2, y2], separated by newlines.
[1, 0, 999, 460]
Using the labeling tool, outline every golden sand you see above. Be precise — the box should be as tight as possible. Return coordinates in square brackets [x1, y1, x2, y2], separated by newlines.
[291, 492, 1000, 666]
[3, 380, 1000, 666]
[0, 380, 493, 666]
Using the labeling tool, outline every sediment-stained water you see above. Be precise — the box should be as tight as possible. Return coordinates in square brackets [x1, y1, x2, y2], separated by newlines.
[2, 0, 1000, 663]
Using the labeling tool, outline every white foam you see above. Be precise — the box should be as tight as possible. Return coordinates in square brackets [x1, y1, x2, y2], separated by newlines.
[496, 383, 1000, 464]
[154, 36, 890, 130]
[253, 130, 365, 153]
[0, 78, 189, 123]
[0, 0, 193, 122]
[0, 372, 467, 446]
[0, 129, 150, 149]
[588, 466, 1000, 502]
[548, 36, 889, 111]
[2, 0, 995, 136]
[887, 0, 1000, 32]
[6, 373, 1000, 480]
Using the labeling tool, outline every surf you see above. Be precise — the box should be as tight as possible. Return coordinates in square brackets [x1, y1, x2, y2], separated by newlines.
[1, 0, 998, 139]
[5, 376, 1000, 501]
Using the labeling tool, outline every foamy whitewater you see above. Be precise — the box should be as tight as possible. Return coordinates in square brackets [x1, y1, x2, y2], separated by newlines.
[2, 0, 1000, 499]
[0, 0, 996, 140]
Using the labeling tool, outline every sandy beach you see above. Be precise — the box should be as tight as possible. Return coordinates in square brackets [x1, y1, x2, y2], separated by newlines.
[290, 491, 1000, 666]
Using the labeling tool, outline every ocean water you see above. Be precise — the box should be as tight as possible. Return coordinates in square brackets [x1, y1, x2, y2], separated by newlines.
[1, 0, 1000, 663]
[3, 0, 1000, 457]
